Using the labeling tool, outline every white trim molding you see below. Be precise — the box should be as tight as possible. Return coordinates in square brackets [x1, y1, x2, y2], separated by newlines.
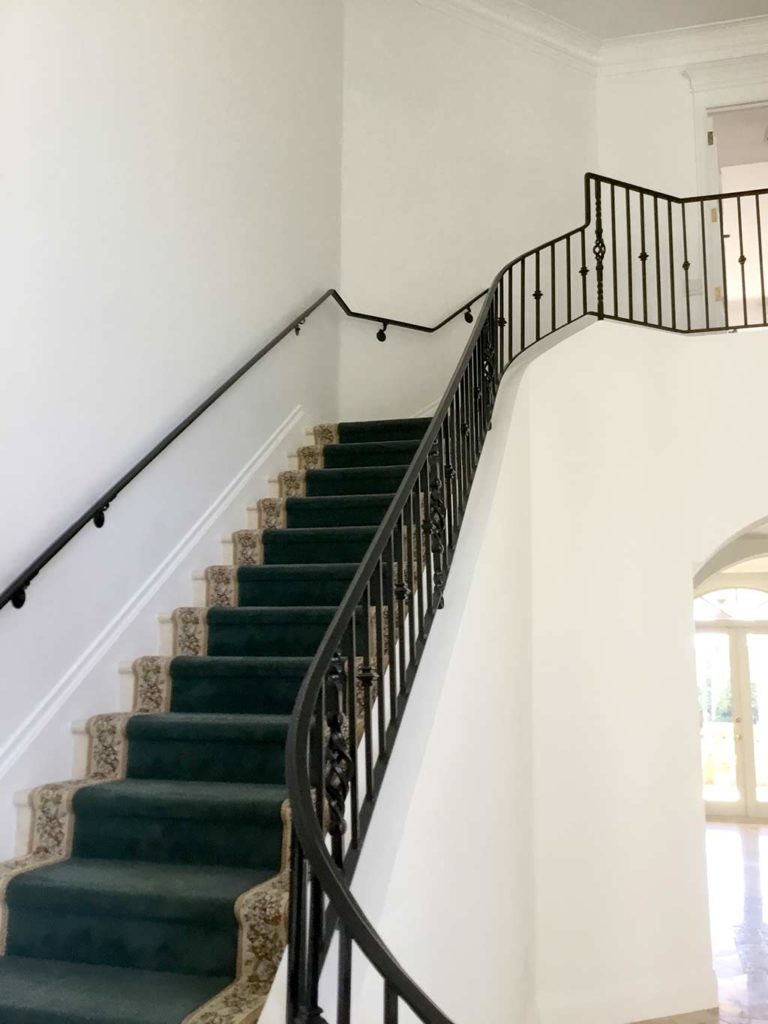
[0, 405, 304, 785]
[413, 0, 599, 73]
[602, 16, 768, 76]
[414, 0, 768, 79]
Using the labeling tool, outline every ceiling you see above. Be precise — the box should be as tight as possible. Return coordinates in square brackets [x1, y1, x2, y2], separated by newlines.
[516, 0, 768, 40]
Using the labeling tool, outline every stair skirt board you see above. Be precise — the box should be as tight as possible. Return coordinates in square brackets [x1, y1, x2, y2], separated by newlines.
[0, 417, 428, 1024]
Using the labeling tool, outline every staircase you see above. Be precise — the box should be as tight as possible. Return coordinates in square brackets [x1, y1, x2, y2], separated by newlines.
[0, 416, 428, 1024]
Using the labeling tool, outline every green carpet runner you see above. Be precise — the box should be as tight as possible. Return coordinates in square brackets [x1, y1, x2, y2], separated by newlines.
[0, 417, 428, 1024]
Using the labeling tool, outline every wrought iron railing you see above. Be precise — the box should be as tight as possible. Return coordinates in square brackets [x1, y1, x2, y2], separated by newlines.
[285, 171, 768, 1024]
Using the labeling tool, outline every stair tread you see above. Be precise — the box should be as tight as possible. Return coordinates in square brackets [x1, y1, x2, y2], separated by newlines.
[0, 956, 229, 1023]
[323, 440, 418, 452]
[285, 493, 394, 505]
[262, 525, 378, 537]
[171, 655, 311, 672]
[73, 779, 287, 818]
[235, 563, 358, 578]
[7, 857, 270, 920]
[127, 712, 290, 741]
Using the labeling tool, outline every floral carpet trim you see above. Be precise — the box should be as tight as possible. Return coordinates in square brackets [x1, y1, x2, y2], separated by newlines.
[173, 607, 209, 656]
[133, 656, 173, 713]
[232, 531, 265, 567]
[256, 499, 286, 530]
[297, 446, 324, 471]
[206, 566, 239, 608]
[312, 423, 339, 446]
[277, 471, 306, 497]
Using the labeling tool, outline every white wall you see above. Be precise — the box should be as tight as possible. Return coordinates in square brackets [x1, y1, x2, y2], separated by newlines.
[527, 320, 768, 1024]
[338, 0, 598, 419]
[0, 0, 344, 855]
[344, 317, 768, 1024]
[598, 65, 698, 194]
[346, 359, 536, 1024]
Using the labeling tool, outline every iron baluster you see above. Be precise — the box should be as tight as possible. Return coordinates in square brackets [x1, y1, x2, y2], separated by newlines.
[324, 651, 355, 868]
[593, 178, 606, 320]
[426, 438, 447, 610]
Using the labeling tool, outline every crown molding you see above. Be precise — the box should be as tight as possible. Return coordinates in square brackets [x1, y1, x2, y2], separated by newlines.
[684, 54, 768, 94]
[414, 0, 768, 79]
[601, 15, 768, 76]
[413, 0, 599, 74]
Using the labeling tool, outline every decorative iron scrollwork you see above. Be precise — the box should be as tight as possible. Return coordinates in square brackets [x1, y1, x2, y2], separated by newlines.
[594, 180, 605, 319]
[481, 326, 497, 428]
[324, 652, 354, 859]
[425, 440, 447, 609]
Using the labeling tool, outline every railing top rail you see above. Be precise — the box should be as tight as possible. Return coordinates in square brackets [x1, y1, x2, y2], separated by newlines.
[0, 287, 487, 614]
[588, 170, 768, 205]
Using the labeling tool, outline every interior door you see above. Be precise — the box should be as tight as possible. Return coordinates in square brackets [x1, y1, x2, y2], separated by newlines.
[695, 629, 747, 818]
[745, 632, 768, 817]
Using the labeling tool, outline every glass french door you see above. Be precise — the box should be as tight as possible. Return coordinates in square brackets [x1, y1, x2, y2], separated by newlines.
[696, 622, 768, 820]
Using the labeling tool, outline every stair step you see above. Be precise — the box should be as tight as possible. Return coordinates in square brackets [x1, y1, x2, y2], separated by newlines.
[72, 779, 286, 869]
[6, 858, 268, 977]
[126, 713, 290, 784]
[321, 439, 420, 469]
[284, 493, 394, 528]
[0, 956, 230, 1024]
[205, 606, 337, 657]
[336, 417, 431, 444]
[234, 563, 358, 607]
[260, 525, 378, 565]
[299, 464, 409, 496]
[168, 656, 310, 715]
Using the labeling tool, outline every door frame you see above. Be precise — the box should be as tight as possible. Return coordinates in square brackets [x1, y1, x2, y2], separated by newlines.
[696, 619, 768, 822]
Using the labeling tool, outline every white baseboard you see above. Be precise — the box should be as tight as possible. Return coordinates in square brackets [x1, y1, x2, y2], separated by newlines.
[0, 404, 303, 784]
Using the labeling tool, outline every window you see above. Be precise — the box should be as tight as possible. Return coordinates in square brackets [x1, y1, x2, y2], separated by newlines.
[694, 588, 768, 622]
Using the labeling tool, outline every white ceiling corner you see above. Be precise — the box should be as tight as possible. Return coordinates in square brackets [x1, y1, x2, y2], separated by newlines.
[413, 0, 599, 71]
[414, 0, 768, 77]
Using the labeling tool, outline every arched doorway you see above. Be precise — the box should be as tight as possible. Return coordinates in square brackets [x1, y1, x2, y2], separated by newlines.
[695, 585, 768, 821]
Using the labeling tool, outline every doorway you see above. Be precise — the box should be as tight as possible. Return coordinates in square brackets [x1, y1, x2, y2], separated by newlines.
[707, 106, 768, 325]
[695, 587, 768, 821]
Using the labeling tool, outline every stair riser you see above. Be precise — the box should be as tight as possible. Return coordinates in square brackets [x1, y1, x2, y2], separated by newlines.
[285, 502, 391, 529]
[72, 817, 283, 870]
[170, 676, 303, 716]
[322, 446, 419, 469]
[205, 617, 368, 659]
[207, 621, 331, 658]
[262, 534, 374, 565]
[337, 420, 430, 444]
[304, 468, 408, 496]
[236, 577, 355, 607]
[5, 910, 237, 978]
[127, 739, 286, 785]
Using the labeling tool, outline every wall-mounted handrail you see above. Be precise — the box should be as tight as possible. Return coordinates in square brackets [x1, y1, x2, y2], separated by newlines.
[286, 171, 768, 1024]
[0, 288, 487, 614]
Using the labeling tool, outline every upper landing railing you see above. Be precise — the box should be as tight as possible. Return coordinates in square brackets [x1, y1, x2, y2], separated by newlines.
[284, 171, 768, 1024]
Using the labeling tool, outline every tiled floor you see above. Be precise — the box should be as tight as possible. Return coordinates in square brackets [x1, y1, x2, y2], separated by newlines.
[707, 823, 768, 1024]
[637, 824, 768, 1024]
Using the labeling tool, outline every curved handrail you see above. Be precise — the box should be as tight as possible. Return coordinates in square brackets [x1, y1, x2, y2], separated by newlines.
[286, 171, 768, 1023]
[286, 189, 596, 1022]
[0, 287, 487, 613]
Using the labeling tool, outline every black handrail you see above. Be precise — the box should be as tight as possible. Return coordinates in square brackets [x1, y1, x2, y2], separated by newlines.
[0, 288, 487, 613]
[285, 172, 768, 1024]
